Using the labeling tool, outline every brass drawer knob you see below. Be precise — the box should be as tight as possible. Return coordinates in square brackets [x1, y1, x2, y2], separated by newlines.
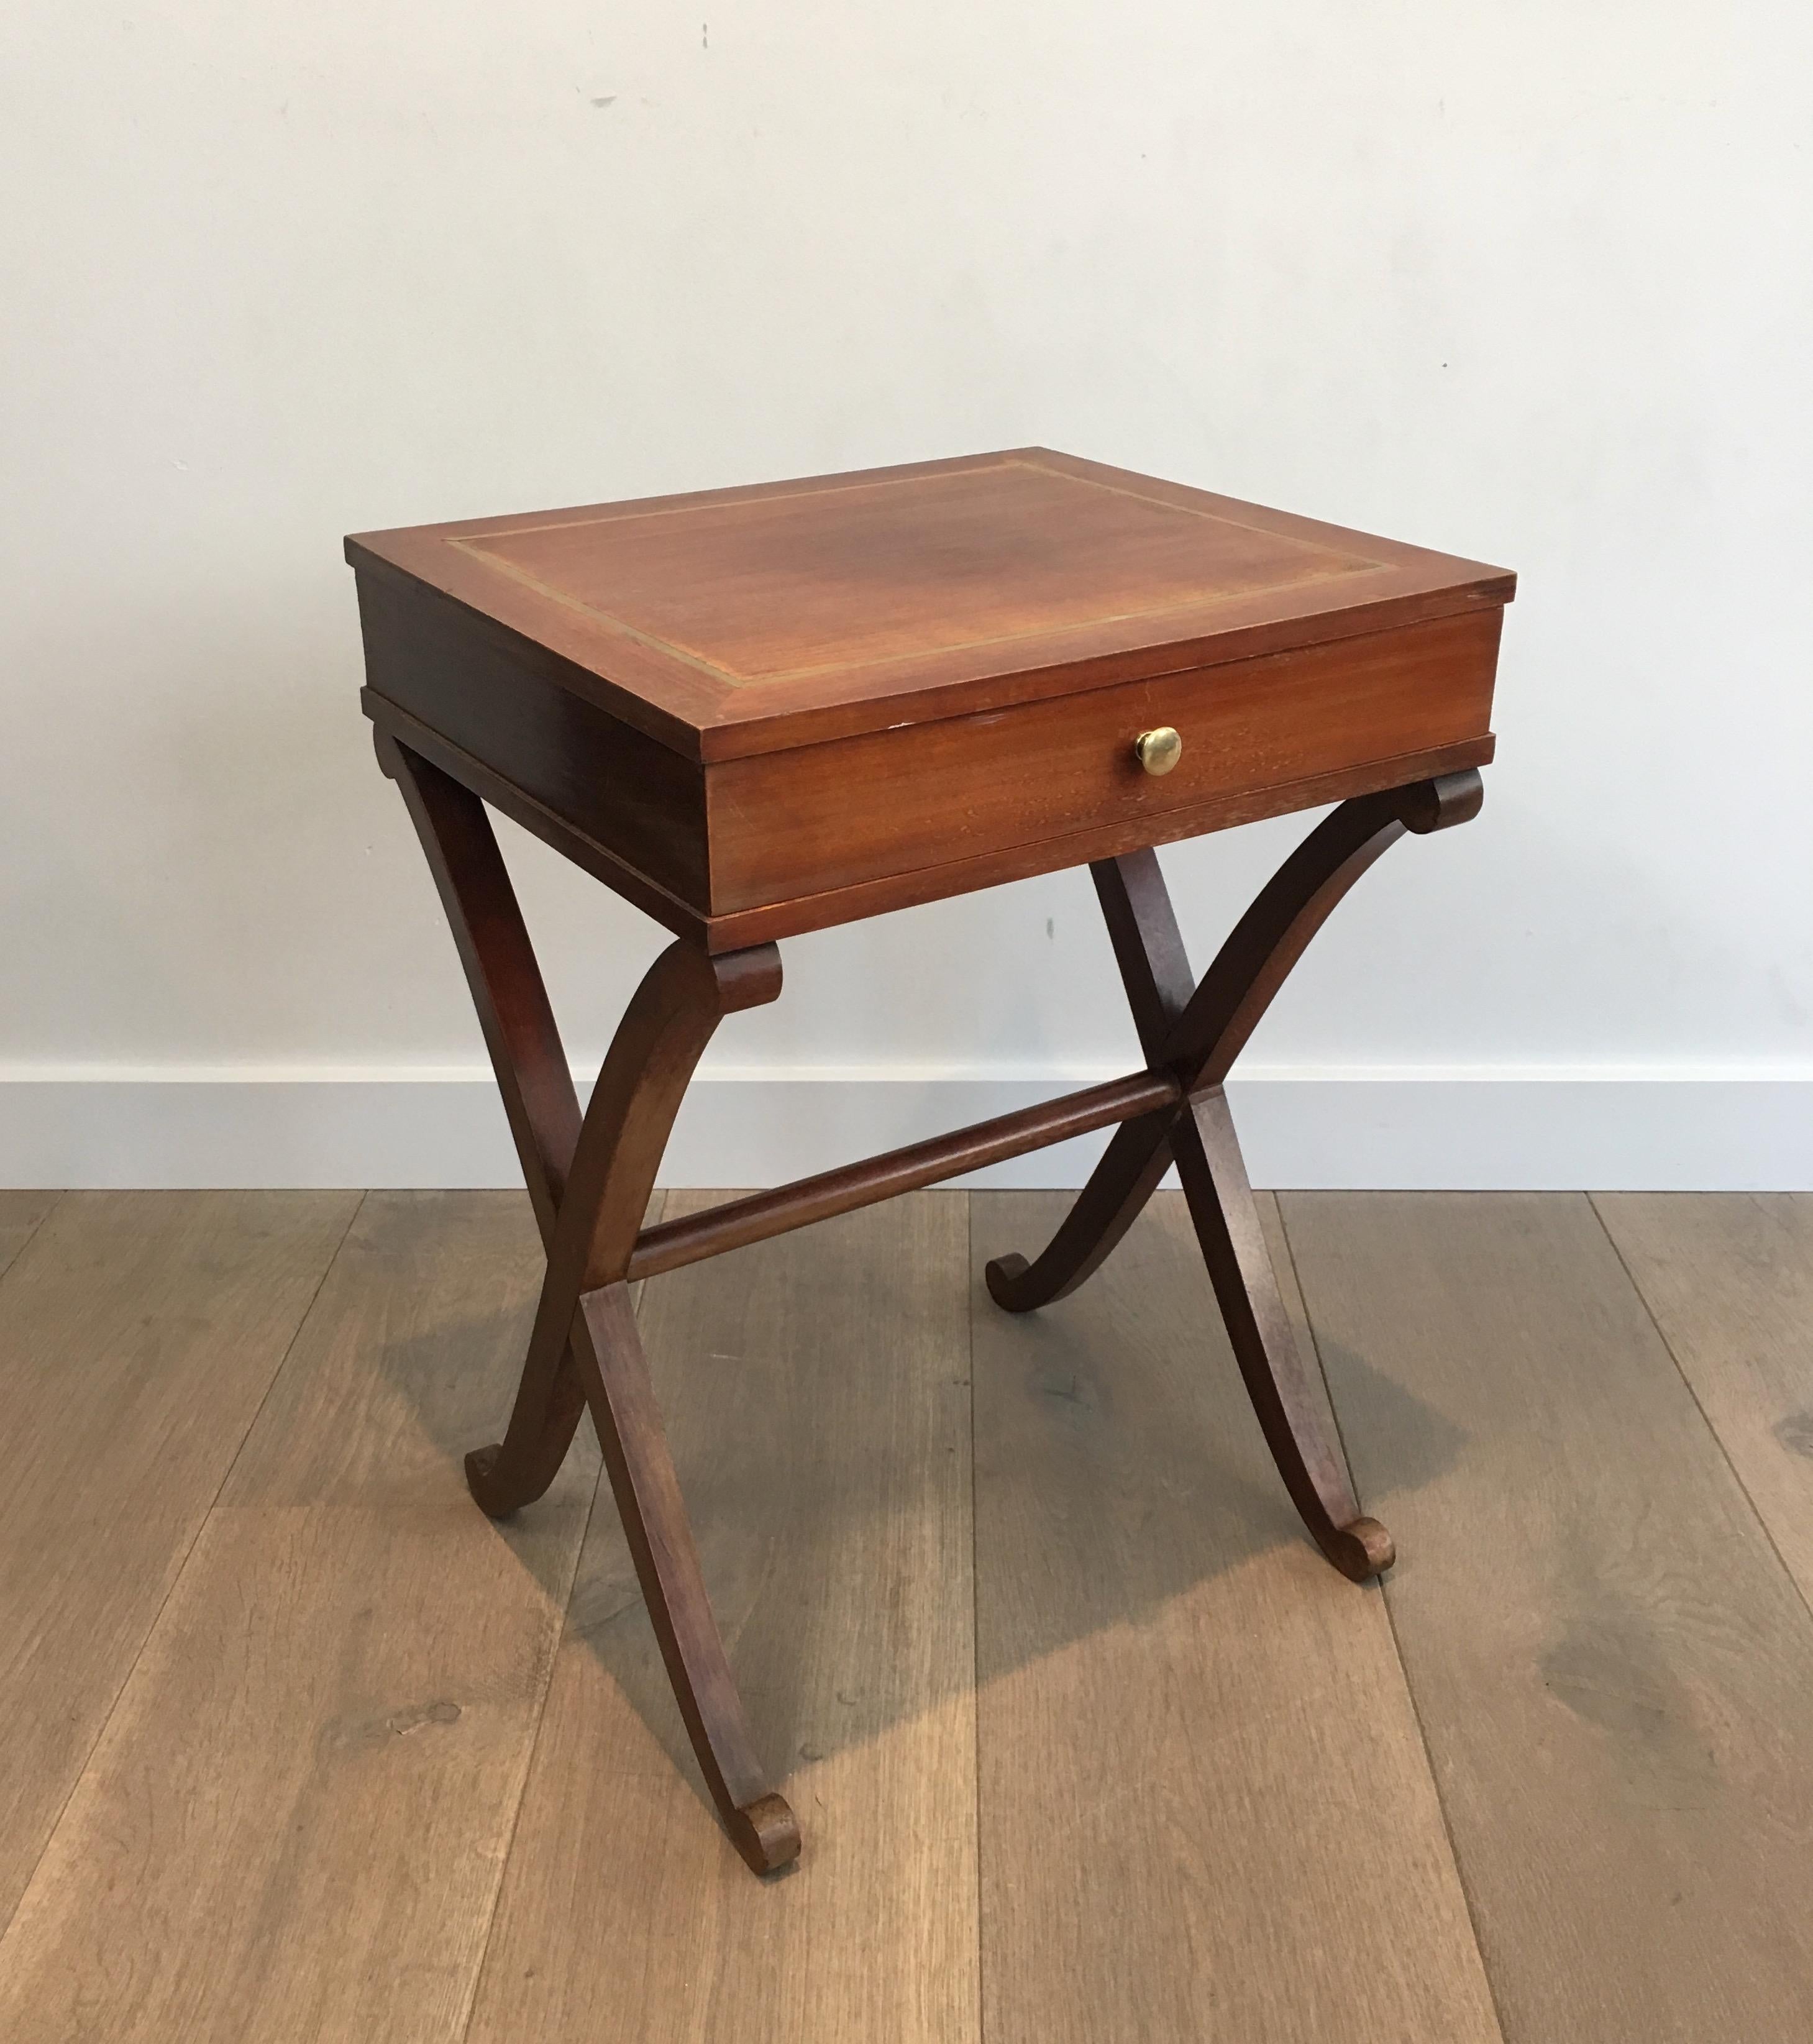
[1133, 726, 1182, 777]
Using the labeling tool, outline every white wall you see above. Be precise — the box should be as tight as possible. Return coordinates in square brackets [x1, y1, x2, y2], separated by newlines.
[4, 2, 1810, 1188]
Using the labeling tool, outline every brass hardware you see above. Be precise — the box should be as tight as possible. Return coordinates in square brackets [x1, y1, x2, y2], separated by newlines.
[1133, 726, 1183, 777]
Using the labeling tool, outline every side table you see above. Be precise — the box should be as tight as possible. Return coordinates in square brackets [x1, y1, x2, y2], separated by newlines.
[347, 449, 1513, 1873]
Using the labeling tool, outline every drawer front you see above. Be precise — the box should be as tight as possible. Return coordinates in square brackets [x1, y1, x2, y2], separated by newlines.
[706, 606, 1502, 915]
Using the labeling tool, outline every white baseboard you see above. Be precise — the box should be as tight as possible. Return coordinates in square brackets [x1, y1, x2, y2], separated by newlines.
[1, 1067, 1809, 1191]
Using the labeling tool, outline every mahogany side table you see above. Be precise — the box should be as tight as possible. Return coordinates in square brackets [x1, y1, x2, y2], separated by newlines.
[347, 448, 1514, 1874]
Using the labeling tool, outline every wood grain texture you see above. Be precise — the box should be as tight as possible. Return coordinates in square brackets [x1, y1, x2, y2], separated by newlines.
[0, 1190, 58, 1278]
[352, 447, 1510, 946]
[366, 688, 1492, 951]
[365, 688, 715, 942]
[1595, 1193, 1813, 1602]
[360, 573, 712, 910]
[1281, 1192, 1813, 2044]
[627, 1065, 1179, 1280]
[0, 1190, 358, 1933]
[349, 448, 1514, 759]
[708, 609, 1499, 912]
[987, 778, 1477, 1582]
[464, 1192, 978, 2044]
[0, 1193, 601, 2044]
[970, 1190, 1499, 2044]
[457, 457, 1373, 684]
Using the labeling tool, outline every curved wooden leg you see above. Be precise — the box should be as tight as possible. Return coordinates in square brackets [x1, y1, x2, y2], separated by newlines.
[463, 1379, 591, 1521]
[379, 735, 800, 1869]
[985, 769, 1483, 1579]
[984, 1111, 1177, 1310]
[377, 735, 594, 1515]
[986, 841, 1199, 1311]
[580, 1284, 802, 1873]
[503, 939, 793, 1870]
[478, 937, 779, 1520]
[987, 771, 1481, 1310]
[1172, 1089, 1392, 1581]
[470, 920, 793, 1867]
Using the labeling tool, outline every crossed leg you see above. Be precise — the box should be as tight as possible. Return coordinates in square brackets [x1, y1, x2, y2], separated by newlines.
[378, 736, 801, 1872]
[380, 733, 1480, 1868]
[987, 770, 1484, 1581]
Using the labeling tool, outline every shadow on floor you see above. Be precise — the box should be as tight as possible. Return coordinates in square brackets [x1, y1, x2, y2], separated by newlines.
[363, 1188, 1471, 1835]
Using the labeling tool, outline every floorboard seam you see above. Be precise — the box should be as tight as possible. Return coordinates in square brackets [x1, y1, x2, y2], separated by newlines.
[1272, 1193, 1513, 2044]
[1587, 1192, 1813, 1632]
[1372, 1581, 1510, 2042]
[0, 1188, 368, 1953]
[454, 1463, 606, 2043]
[0, 1191, 64, 1291]
[967, 1192, 989, 2044]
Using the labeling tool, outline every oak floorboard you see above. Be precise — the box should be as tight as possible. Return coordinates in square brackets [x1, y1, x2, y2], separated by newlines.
[1594, 1194, 1813, 1604]
[0, 1189, 359, 1933]
[970, 1189, 1499, 2044]
[1281, 1192, 1813, 2044]
[0, 1190, 59, 1278]
[0, 1191, 600, 2044]
[464, 1191, 979, 2044]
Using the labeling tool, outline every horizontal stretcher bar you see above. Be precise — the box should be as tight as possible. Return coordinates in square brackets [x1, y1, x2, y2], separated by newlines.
[626, 1065, 1186, 1282]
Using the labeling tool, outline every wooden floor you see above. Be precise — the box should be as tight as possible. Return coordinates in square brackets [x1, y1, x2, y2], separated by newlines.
[2, 1187, 1811, 2042]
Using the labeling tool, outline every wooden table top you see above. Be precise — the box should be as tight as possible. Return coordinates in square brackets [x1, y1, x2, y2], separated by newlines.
[352, 449, 1512, 946]
[347, 448, 1513, 764]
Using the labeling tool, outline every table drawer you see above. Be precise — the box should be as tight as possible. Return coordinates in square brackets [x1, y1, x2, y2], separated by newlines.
[706, 605, 1501, 916]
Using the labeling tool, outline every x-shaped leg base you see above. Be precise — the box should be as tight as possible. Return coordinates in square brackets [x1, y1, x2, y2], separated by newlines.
[987, 770, 1481, 1578]
[377, 734, 798, 1873]
[377, 727, 1481, 1873]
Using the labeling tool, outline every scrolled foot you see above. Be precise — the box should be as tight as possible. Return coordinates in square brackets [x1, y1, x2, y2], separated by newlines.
[464, 1443, 519, 1520]
[1326, 1515, 1395, 1582]
[984, 1252, 1035, 1311]
[728, 1792, 802, 1874]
